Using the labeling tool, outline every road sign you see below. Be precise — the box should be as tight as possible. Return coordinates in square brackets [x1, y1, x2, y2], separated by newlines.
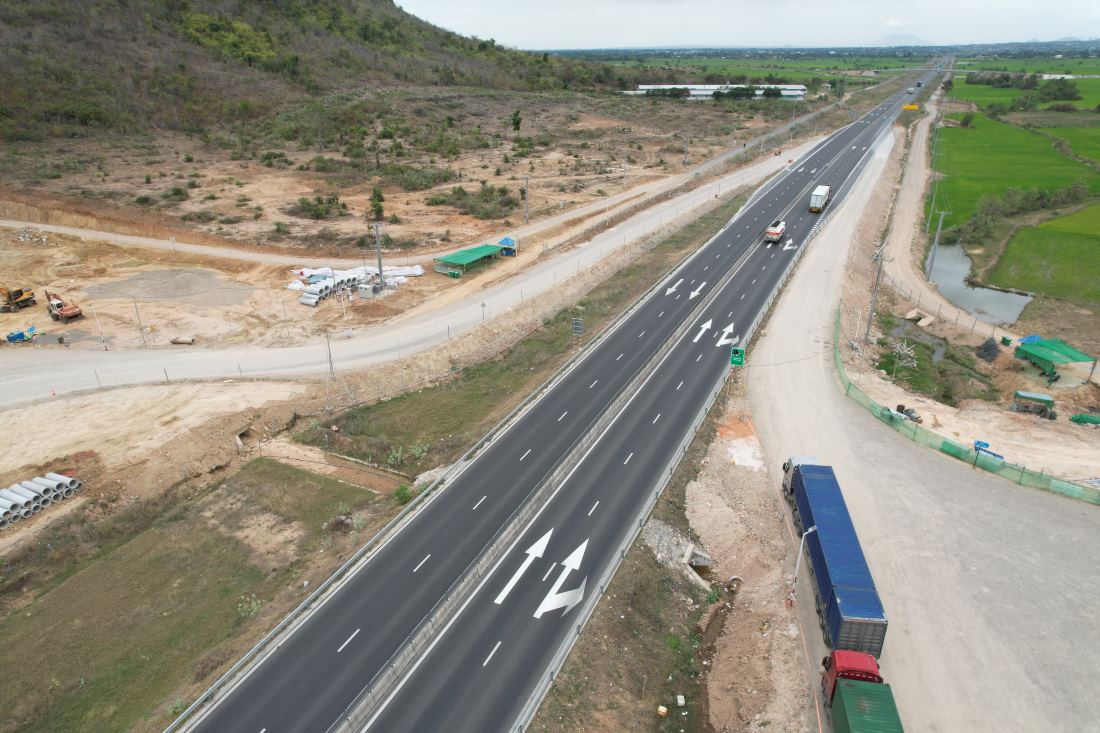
[902, 104, 919, 110]
[974, 440, 990, 450]
[571, 318, 584, 336]
[730, 347, 745, 366]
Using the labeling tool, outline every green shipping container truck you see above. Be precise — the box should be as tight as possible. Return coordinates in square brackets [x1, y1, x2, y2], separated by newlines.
[831, 679, 904, 733]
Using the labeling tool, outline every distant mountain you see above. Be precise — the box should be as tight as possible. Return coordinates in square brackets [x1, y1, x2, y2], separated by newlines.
[874, 33, 930, 47]
[0, 0, 632, 141]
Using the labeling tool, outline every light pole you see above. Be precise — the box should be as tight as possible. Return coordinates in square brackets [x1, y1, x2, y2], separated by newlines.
[794, 525, 818, 579]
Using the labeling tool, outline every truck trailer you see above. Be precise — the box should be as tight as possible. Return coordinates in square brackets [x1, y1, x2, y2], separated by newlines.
[782, 458, 888, 657]
[809, 185, 831, 213]
[831, 679, 904, 733]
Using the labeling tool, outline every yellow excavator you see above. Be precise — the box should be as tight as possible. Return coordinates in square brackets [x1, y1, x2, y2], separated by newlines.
[0, 287, 37, 313]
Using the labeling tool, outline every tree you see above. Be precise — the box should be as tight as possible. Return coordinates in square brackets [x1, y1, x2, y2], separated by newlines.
[942, 79, 953, 92]
[511, 109, 522, 133]
[959, 112, 975, 128]
[370, 186, 384, 220]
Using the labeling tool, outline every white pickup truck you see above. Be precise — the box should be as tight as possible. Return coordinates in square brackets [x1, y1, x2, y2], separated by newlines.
[763, 220, 786, 243]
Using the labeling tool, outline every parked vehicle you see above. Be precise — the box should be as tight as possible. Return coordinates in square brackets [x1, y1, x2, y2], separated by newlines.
[822, 649, 883, 703]
[764, 220, 786, 243]
[45, 290, 83, 323]
[782, 457, 887, 657]
[809, 185, 832, 213]
[831, 679, 904, 733]
[0, 287, 36, 313]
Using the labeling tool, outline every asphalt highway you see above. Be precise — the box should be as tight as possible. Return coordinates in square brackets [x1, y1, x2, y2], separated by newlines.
[188, 74, 934, 733]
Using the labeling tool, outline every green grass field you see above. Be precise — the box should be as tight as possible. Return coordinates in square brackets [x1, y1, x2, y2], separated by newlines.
[957, 57, 1100, 76]
[934, 114, 1100, 227]
[0, 459, 395, 733]
[1043, 127, 1100, 162]
[952, 77, 1100, 111]
[615, 55, 920, 82]
[988, 202, 1100, 306]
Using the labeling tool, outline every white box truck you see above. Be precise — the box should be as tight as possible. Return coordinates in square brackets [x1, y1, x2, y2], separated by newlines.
[809, 185, 831, 213]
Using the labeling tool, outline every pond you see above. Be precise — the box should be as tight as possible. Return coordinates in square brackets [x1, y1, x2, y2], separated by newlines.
[926, 242, 1031, 326]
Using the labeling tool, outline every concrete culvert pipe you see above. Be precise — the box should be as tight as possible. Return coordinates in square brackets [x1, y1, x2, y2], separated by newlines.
[20, 481, 55, 500]
[60, 487, 75, 499]
[1, 518, 9, 529]
[30, 503, 42, 514]
[73, 480, 84, 492]
[0, 490, 31, 510]
[16, 507, 32, 520]
[0, 496, 20, 513]
[8, 486, 42, 506]
[31, 476, 65, 492]
[46, 472, 80, 489]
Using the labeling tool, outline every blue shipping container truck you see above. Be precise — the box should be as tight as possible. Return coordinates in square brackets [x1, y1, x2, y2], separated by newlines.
[782, 458, 888, 657]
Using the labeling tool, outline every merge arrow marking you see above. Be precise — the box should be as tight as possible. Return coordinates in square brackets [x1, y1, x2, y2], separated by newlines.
[494, 529, 553, 605]
[689, 282, 707, 300]
[692, 319, 713, 344]
[783, 239, 797, 251]
[534, 539, 588, 619]
[716, 324, 740, 347]
[665, 278, 683, 296]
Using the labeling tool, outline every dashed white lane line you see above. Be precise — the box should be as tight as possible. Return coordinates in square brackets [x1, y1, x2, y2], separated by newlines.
[541, 564, 555, 581]
[653, 413, 661, 424]
[558, 411, 568, 422]
[703, 265, 709, 271]
[714, 253, 721, 259]
[638, 330, 646, 338]
[589, 379, 599, 389]
[728, 311, 733, 317]
[752, 278, 756, 284]
[588, 500, 600, 517]
[483, 641, 502, 667]
[472, 495, 487, 510]
[624, 452, 634, 465]
[337, 628, 361, 653]
[413, 555, 431, 573]
[616, 353, 624, 361]
[520, 448, 532, 461]
[658, 311, 664, 318]
[696, 354, 702, 362]
[676, 380, 684, 390]
[741, 293, 745, 300]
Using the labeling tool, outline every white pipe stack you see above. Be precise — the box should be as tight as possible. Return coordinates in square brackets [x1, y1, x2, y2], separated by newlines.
[1, 473, 83, 530]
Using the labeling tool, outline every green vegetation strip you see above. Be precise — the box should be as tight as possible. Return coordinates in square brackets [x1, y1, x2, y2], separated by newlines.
[0, 459, 397, 733]
[1042, 127, 1100, 163]
[989, 202, 1100, 306]
[299, 195, 748, 475]
[934, 114, 1099, 227]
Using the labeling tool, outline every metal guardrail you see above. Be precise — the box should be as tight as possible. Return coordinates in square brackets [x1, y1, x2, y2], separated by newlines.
[165, 194, 743, 733]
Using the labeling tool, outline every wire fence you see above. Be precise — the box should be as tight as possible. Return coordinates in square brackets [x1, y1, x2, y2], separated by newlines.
[832, 309, 1100, 505]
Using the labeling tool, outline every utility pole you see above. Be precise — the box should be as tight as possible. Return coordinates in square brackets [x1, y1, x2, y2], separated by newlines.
[926, 210, 949, 280]
[324, 328, 336, 380]
[132, 296, 146, 347]
[373, 222, 385, 292]
[523, 175, 529, 226]
[864, 242, 886, 343]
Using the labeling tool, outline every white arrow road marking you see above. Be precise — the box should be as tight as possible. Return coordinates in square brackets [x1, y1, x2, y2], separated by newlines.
[665, 278, 683, 296]
[783, 239, 797, 251]
[495, 529, 553, 605]
[693, 318, 713, 343]
[337, 628, 361, 653]
[689, 282, 707, 300]
[534, 540, 588, 619]
[483, 641, 502, 667]
[716, 324, 740, 347]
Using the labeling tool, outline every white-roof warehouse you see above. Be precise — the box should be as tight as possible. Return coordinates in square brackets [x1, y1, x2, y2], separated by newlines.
[627, 84, 807, 100]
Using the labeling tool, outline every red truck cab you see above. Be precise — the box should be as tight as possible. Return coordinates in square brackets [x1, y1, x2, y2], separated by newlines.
[822, 649, 883, 705]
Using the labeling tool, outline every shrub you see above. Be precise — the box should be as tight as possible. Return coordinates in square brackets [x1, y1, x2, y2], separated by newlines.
[424, 183, 519, 219]
[311, 155, 341, 172]
[394, 485, 414, 505]
[161, 186, 189, 202]
[274, 221, 290, 235]
[290, 194, 347, 220]
[134, 195, 154, 206]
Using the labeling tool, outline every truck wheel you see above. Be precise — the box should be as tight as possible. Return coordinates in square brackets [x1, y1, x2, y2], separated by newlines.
[51, 313, 59, 321]
[9, 304, 18, 313]
[1048, 411, 1057, 421]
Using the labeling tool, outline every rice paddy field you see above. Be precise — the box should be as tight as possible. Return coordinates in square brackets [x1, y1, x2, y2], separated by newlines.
[932, 114, 1100, 227]
[951, 76, 1100, 111]
[1042, 127, 1100, 162]
[956, 57, 1100, 76]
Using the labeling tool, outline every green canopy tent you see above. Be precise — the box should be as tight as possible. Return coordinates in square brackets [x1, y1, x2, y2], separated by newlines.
[432, 244, 505, 277]
[1014, 338, 1096, 384]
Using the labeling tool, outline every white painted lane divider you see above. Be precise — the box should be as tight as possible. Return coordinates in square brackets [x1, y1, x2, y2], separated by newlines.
[520, 448, 531, 461]
[588, 500, 600, 517]
[472, 495, 487, 511]
[624, 452, 634, 465]
[482, 641, 502, 667]
[676, 381, 684, 390]
[557, 411, 568, 422]
[494, 529, 553, 605]
[337, 628, 361, 653]
[413, 555, 431, 573]
[658, 311, 664, 319]
[589, 379, 598, 389]
[638, 330, 646, 338]
[653, 413, 661, 424]
[696, 353, 702, 362]
[616, 353, 624, 361]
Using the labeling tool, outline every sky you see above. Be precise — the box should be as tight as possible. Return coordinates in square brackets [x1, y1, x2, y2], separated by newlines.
[396, 0, 1100, 50]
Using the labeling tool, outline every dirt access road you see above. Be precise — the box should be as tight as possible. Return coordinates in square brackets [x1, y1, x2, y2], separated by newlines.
[748, 126, 1100, 731]
[0, 135, 826, 408]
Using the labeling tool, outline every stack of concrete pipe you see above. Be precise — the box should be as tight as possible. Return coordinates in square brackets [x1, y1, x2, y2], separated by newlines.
[299, 271, 367, 307]
[0, 473, 83, 530]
